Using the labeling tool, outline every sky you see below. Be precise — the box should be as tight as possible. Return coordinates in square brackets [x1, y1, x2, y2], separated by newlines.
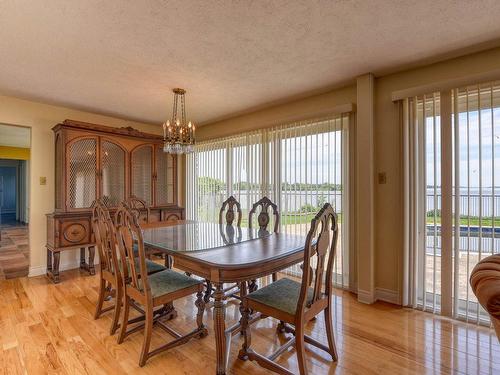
[426, 108, 500, 190]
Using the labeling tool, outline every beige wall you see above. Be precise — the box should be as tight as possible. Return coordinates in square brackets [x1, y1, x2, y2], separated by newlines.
[200, 46, 500, 303]
[0, 95, 160, 274]
[197, 84, 357, 141]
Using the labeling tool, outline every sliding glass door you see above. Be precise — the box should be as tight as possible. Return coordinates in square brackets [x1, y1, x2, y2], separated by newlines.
[404, 83, 500, 324]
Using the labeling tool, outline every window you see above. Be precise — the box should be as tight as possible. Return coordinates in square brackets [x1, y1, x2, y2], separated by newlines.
[186, 115, 350, 288]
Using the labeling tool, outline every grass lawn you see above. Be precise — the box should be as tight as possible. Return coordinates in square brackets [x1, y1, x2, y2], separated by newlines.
[426, 216, 500, 227]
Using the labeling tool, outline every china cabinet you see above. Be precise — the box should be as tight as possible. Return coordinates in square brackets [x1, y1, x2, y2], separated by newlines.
[46, 119, 184, 283]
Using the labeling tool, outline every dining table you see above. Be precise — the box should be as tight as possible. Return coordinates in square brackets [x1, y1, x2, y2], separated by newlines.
[141, 220, 307, 375]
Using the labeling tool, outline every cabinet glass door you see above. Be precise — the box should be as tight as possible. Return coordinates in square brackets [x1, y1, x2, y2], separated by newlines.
[131, 145, 153, 205]
[67, 137, 98, 209]
[101, 140, 126, 207]
[155, 147, 175, 205]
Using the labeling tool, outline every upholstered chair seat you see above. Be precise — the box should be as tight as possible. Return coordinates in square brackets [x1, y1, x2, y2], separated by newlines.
[245, 278, 314, 316]
[139, 269, 203, 298]
[120, 257, 166, 275]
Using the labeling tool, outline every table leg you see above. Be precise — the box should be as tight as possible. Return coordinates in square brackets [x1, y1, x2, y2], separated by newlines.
[213, 283, 227, 375]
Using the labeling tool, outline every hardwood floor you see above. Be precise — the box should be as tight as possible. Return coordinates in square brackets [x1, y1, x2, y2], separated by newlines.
[0, 269, 498, 374]
[0, 216, 29, 280]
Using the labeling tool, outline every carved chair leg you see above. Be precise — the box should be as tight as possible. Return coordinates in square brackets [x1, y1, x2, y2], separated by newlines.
[295, 324, 308, 375]
[324, 305, 338, 361]
[195, 291, 208, 337]
[110, 283, 123, 335]
[94, 277, 106, 319]
[248, 279, 258, 293]
[117, 295, 131, 344]
[139, 303, 154, 367]
[238, 303, 252, 360]
[204, 280, 212, 304]
[276, 320, 286, 333]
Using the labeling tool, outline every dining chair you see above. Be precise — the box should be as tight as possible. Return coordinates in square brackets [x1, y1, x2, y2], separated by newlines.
[115, 203, 208, 367]
[93, 199, 166, 335]
[126, 195, 151, 224]
[219, 195, 242, 227]
[92, 198, 123, 335]
[248, 196, 280, 290]
[125, 195, 170, 264]
[238, 203, 339, 375]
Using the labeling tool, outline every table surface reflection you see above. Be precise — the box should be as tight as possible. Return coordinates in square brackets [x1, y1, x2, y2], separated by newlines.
[142, 221, 271, 252]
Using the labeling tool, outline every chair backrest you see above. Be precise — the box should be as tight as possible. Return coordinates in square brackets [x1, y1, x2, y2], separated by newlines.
[249, 196, 279, 234]
[92, 198, 120, 275]
[126, 195, 151, 224]
[297, 203, 339, 316]
[115, 202, 151, 298]
[219, 195, 242, 226]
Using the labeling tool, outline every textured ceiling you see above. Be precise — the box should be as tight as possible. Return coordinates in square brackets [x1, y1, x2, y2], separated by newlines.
[1, 1, 500, 125]
[0, 124, 30, 148]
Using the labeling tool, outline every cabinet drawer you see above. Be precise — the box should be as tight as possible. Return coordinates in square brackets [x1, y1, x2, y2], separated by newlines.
[58, 218, 92, 248]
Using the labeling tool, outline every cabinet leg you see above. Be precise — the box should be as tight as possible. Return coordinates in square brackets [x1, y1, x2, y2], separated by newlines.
[80, 247, 86, 268]
[88, 246, 96, 275]
[79, 246, 96, 276]
[47, 250, 53, 273]
[46, 250, 60, 284]
[52, 252, 60, 283]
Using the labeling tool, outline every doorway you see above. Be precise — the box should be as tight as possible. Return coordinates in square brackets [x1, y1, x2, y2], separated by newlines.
[0, 123, 30, 279]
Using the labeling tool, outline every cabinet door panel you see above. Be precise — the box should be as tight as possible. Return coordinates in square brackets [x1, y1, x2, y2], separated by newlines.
[101, 140, 126, 207]
[67, 137, 98, 209]
[155, 147, 175, 205]
[131, 145, 153, 205]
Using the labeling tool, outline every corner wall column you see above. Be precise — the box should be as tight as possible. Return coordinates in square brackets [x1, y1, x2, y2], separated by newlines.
[356, 73, 376, 303]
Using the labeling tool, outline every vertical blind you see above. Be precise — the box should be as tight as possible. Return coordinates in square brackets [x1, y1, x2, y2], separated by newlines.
[403, 81, 500, 325]
[186, 115, 350, 288]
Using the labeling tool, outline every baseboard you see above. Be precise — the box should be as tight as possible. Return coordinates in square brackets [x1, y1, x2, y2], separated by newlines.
[375, 287, 401, 305]
[357, 289, 376, 304]
[28, 259, 100, 278]
[28, 260, 83, 277]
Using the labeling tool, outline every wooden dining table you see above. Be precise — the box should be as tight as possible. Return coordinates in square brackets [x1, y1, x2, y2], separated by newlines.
[141, 220, 306, 375]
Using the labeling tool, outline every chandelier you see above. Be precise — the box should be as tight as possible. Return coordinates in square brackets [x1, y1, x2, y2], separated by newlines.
[162, 88, 195, 154]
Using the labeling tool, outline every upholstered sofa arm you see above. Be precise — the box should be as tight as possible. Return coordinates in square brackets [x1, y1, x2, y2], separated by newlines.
[470, 254, 500, 339]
